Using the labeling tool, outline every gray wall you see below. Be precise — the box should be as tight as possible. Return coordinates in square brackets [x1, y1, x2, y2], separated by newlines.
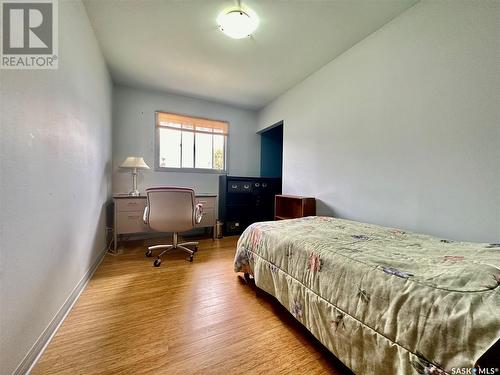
[0, 1, 112, 374]
[112, 85, 260, 195]
[259, 0, 500, 242]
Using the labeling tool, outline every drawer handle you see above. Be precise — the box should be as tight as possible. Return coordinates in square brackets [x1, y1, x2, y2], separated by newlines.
[127, 202, 138, 205]
[198, 200, 207, 204]
[127, 215, 140, 219]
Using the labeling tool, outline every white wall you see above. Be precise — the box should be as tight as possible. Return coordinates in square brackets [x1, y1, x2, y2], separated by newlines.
[112, 85, 260, 194]
[0, 1, 112, 374]
[259, 0, 500, 243]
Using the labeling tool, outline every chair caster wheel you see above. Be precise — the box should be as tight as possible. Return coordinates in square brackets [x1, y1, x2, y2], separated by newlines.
[145, 250, 152, 257]
[154, 259, 161, 267]
[189, 255, 194, 262]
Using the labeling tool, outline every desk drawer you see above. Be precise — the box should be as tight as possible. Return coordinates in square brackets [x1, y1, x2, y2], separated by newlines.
[116, 198, 147, 212]
[116, 211, 149, 234]
[196, 209, 215, 228]
[195, 197, 216, 209]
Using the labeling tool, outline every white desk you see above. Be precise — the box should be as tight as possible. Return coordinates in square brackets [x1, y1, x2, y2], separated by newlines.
[113, 194, 217, 252]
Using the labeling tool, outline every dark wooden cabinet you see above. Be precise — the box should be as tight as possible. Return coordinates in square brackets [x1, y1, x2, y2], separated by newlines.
[219, 175, 282, 235]
[274, 195, 316, 220]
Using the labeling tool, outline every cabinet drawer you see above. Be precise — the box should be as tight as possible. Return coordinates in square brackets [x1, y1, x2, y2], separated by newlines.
[195, 197, 216, 209]
[196, 209, 215, 228]
[116, 211, 149, 234]
[116, 198, 147, 212]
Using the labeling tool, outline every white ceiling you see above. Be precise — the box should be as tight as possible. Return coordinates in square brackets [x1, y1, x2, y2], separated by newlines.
[83, 0, 417, 110]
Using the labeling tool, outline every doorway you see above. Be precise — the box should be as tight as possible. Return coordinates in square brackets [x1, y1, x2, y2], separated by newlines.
[259, 122, 283, 178]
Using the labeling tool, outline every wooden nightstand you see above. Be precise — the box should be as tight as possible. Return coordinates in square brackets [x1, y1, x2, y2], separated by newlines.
[113, 194, 217, 252]
[274, 195, 316, 220]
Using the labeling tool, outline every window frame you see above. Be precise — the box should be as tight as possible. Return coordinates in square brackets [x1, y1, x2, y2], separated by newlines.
[154, 111, 229, 174]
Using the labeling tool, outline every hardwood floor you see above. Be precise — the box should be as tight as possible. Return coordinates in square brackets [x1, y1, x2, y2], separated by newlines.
[33, 236, 351, 374]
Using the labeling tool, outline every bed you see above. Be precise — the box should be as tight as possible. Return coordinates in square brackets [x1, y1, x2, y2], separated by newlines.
[233, 216, 500, 374]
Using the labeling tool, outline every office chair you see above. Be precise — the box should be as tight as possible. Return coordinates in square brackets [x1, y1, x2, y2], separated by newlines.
[143, 187, 203, 267]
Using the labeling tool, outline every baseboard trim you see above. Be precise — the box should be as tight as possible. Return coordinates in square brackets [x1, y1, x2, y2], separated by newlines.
[12, 248, 108, 375]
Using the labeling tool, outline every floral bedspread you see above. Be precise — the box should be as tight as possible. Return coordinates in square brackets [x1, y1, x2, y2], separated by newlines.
[234, 216, 500, 374]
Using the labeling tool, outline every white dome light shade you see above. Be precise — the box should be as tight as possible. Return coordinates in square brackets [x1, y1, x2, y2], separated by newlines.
[217, 9, 259, 39]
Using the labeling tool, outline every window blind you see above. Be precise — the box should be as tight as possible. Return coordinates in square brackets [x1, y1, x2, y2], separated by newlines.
[157, 112, 229, 135]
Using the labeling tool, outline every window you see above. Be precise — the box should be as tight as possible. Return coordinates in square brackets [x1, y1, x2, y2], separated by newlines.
[156, 112, 228, 172]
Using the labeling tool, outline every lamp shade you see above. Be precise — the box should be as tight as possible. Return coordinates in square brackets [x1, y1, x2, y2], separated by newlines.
[120, 156, 150, 170]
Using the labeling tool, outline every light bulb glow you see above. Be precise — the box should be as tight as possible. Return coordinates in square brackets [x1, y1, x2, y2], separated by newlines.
[217, 9, 259, 39]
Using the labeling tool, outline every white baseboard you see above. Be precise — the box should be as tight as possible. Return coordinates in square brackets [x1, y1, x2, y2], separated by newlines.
[12, 248, 108, 375]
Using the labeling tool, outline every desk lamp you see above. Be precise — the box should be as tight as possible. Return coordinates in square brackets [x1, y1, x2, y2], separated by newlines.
[120, 156, 150, 196]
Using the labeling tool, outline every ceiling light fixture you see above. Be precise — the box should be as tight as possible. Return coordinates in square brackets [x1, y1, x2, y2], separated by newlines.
[217, 7, 259, 39]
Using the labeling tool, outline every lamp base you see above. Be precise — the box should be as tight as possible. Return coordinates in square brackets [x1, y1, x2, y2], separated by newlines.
[129, 189, 140, 196]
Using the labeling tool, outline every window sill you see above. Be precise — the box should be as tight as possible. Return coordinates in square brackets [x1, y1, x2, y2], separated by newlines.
[155, 167, 228, 174]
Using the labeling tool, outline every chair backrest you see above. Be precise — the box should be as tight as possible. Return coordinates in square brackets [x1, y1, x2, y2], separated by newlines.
[145, 187, 195, 233]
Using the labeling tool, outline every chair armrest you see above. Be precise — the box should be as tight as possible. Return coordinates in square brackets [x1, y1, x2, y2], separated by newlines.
[195, 203, 204, 224]
[143, 206, 149, 224]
